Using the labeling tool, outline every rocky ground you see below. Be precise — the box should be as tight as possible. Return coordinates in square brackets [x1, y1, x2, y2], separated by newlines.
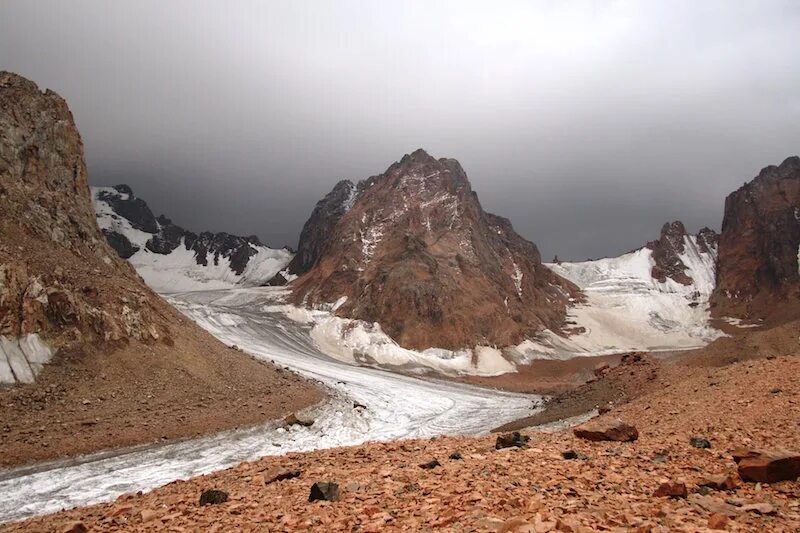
[7, 342, 798, 531]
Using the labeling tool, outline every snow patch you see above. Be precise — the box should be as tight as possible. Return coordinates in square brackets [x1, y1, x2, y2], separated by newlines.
[263, 300, 518, 377]
[528, 235, 723, 360]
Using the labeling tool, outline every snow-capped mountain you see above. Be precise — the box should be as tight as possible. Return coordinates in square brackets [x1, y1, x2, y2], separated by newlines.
[92, 185, 292, 292]
[524, 222, 723, 358]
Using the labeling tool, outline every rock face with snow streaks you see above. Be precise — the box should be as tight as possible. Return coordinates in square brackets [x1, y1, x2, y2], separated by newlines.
[540, 222, 720, 357]
[289, 149, 578, 350]
[93, 185, 292, 292]
[711, 156, 800, 321]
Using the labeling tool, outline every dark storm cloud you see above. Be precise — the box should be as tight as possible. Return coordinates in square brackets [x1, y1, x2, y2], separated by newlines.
[1, 1, 799, 259]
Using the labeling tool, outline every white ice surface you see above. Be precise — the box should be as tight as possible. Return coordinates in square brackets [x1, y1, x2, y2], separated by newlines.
[263, 300, 518, 377]
[0, 287, 539, 523]
[525, 236, 723, 359]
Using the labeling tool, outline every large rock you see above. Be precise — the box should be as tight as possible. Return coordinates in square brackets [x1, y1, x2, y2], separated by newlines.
[308, 481, 340, 502]
[573, 419, 639, 442]
[712, 156, 800, 320]
[289, 149, 579, 350]
[732, 448, 800, 483]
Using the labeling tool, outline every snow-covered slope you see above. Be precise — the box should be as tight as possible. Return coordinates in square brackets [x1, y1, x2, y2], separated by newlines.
[523, 231, 722, 359]
[92, 186, 292, 292]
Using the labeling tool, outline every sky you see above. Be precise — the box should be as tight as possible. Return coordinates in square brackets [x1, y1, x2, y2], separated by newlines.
[1, 1, 799, 260]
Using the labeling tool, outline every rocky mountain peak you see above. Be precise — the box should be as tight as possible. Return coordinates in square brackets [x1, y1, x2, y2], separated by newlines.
[0, 72, 167, 383]
[646, 221, 718, 286]
[712, 155, 800, 320]
[288, 149, 579, 350]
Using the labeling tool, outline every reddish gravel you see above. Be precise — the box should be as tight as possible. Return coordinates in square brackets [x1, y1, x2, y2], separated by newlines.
[6, 353, 799, 532]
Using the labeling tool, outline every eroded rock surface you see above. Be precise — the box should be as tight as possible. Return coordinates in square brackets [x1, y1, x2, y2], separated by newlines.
[289, 149, 579, 350]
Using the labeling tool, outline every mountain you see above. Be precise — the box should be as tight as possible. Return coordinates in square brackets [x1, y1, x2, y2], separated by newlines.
[0, 72, 319, 464]
[711, 156, 800, 323]
[93, 185, 292, 292]
[287, 149, 579, 351]
[541, 222, 721, 357]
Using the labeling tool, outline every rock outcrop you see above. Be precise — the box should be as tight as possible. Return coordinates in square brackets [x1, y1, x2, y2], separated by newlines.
[288, 149, 578, 350]
[0, 72, 167, 382]
[712, 156, 800, 321]
[93, 185, 292, 292]
[647, 221, 718, 285]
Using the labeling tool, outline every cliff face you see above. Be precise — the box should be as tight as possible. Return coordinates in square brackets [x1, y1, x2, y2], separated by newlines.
[711, 156, 800, 321]
[289, 149, 578, 350]
[0, 72, 172, 384]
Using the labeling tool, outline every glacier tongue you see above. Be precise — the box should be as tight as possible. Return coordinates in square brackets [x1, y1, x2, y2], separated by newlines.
[523, 235, 723, 359]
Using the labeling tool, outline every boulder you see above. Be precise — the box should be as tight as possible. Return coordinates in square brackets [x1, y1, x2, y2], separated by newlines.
[283, 412, 314, 428]
[495, 431, 529, 449]
[309, 481, 340, 502]
[199, 489, 229, 505]
[573, 419, 638, 442]
[653, 481, 688, 499]
[732, 448, 800, 483]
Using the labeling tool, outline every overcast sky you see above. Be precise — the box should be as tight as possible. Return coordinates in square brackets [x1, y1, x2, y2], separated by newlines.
[2, 1, 799, 260]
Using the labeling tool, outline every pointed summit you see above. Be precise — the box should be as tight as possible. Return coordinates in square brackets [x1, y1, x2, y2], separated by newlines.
[288, 151, 579, 350]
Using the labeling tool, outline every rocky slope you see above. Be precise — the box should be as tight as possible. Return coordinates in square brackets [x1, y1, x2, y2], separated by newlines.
[0, 72, 321, 462]
[93, 185, 292, 292]
[541, 222, 721, 357]
[711, 156, 800, 323]
[15, 351, 799, 531]
[288, 149, 578, 351]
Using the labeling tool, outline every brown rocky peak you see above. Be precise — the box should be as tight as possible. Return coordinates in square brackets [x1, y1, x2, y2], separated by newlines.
[289, 149, 579, 350]
[647, 220, 692, 285]
[712, 155, 800, 321]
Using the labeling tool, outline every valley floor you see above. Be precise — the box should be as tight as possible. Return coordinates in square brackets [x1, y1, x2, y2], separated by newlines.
[0, 321, 324, 468]
[5, 349, 799, 532]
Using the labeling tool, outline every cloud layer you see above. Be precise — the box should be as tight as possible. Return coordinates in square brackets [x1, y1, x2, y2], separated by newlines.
[2, 1, 798, 259]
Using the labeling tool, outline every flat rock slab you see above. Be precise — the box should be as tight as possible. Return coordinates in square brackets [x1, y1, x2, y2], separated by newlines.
[733, 448, 800, 483]
[573, 419, 639, 442]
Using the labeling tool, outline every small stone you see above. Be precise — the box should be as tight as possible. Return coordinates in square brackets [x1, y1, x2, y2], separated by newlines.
[699, 473, 738, 491]
[61, 522, 88, 533]
[199, 489, 229, 505]
[741, 502, 776, 515]
[309, 481, 340, 502]
[707, 513, 729, 530]
[690, 436, 712, 449]
[419, 459, 441, 470]
[263, 467, 301, 485]
[495, 431, 529, 449]
[653, 481, 688, 498]
[561, 450, 587, 460]
[140, 509, 159, 523]
[449, 451, 463, 460]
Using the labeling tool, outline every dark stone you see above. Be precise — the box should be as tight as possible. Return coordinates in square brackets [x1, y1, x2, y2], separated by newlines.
[449, 451, 463, 460]
[495, 431, 529, 449]
[199, 489, 229, 505]
[419, 459, 441, 470]
[308, 481, 340, 502]
[562, 450, 588, 460]
[690, 436, 712, 449]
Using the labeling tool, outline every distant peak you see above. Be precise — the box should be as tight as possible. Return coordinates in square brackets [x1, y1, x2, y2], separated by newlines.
[400, 148, 437, 165]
